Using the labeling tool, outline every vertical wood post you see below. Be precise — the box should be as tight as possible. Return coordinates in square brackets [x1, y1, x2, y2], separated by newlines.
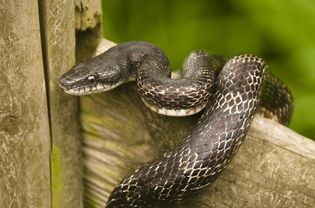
[39, 0, 83, 207]
[0, 2, 51, 208]
[0, 1, 100, 207]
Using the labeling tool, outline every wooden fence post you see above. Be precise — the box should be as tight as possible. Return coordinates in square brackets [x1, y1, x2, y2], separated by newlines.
[39, 0, 102, 207]
[0, 1, 103, 208]
[38, 0, 83, 207]
[0, 2, 51, 208]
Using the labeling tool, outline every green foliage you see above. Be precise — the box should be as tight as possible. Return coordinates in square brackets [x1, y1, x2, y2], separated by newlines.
[102, 0, 315, 139]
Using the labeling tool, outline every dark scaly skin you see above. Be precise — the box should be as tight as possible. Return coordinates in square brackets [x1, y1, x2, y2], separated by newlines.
[58, 42, 294, 208]
[106, 55, 269, 208]
[59, 41, 225, 116]
[258, 70, 294, 126]
[137, 51, 225, 115]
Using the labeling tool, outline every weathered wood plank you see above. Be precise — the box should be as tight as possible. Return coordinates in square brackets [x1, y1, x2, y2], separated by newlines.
[39, 1, 82, 207]
[81, 39, 315, 207]
[0, 2, 51, 208]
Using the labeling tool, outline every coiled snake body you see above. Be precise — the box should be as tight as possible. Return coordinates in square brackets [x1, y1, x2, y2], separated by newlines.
[59, 41, 293, 207]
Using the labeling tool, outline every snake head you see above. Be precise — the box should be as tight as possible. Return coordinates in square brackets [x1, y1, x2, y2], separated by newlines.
[59, 55, 129, 95]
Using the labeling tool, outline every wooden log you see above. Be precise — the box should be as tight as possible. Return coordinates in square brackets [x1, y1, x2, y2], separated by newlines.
[0, 2, 51, 208]
[81, 39, 315, 207]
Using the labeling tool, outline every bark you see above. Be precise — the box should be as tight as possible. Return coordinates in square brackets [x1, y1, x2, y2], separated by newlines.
[81, 39, 315, 208]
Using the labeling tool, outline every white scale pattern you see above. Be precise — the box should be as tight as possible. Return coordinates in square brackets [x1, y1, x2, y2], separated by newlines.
[105, 54, 289, 208]
[58, 42, 293, 208]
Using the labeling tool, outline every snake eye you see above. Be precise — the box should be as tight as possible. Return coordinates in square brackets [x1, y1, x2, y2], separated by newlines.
[87, 74, 99, 84]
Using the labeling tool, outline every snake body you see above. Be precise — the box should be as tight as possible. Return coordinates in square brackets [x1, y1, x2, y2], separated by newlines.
[59, 41, 293, 207]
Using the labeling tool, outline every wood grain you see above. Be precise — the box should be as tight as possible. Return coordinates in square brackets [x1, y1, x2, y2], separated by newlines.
[0, 2, 51, 208]
[39, 0, 82, 207]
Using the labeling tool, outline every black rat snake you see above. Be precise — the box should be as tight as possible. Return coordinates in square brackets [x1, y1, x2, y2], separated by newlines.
[59, 41, 293, 207]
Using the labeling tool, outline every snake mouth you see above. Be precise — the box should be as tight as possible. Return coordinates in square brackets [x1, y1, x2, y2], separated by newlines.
[62, 82, 123, 96]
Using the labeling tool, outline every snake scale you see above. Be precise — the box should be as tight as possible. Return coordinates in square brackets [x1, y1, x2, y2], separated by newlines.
[59, 41, 294, 207]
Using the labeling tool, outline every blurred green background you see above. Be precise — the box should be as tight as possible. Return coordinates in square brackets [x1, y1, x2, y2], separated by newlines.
[102, 0, 315, 140]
